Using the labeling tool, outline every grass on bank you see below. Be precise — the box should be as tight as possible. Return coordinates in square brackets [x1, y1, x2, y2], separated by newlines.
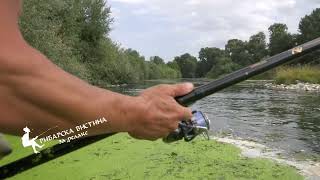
[275, 66, 320, 85]
[1, 134, 302, 180]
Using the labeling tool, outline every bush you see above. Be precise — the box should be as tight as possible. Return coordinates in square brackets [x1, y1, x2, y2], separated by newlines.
[275, 66, 320, 84]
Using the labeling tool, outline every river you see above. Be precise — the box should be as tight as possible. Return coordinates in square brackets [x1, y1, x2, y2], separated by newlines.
[109, 79, 320, 162]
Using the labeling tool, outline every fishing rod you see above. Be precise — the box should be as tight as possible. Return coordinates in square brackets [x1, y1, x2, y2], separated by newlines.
[1, 37, 320, 179]
[36, 126, 59, 138]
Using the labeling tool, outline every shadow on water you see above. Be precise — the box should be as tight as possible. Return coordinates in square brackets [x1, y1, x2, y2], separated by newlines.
[105, 79, 320, 161]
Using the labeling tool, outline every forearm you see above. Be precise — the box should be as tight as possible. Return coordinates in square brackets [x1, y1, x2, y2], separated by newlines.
[0, 0, 193, 141]
[0, 45, 136, 137]
[0, 0, 134, 137]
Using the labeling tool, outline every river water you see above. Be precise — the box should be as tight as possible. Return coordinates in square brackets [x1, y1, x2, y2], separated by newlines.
[110, 80, 320, 162]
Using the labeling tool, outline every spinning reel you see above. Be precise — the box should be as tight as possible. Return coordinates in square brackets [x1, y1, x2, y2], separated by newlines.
[163, 111, 211, 143]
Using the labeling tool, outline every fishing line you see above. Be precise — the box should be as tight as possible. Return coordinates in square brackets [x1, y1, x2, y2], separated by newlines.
[36, 126, 59, 138]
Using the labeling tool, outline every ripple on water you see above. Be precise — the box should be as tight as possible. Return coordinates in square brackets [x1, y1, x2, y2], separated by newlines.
[189, 81, 320, 160]
[124, 80, 320, 165]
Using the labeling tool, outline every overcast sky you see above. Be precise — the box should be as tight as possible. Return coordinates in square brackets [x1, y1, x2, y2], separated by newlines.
[108, 0, 319, 61]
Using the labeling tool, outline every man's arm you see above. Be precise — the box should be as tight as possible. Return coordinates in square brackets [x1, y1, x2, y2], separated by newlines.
[0, 0, 193, 140]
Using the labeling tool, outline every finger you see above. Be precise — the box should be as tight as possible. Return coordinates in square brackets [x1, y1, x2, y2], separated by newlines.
[166, 83, 194, 97]
[129, 132, 148, 140]
[181, 107, 193, 120]
[168, 121, 179, 131]
[173, 106, 193, 121]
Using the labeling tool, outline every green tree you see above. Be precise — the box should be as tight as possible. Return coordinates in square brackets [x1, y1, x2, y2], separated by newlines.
[146, 62, 162, 79]
[123, 49, 147, 82]
[206, 56, 239, 79]
[299, 8, 320, 42]
[268, 23, 294, 56]
[150, 56, 165, 65]
[196, 48, 225, 77]
[174, 53, 197, 78]
[20, 0, 92, 80]
[225, 39, 253, 67]
[298, 8, 320, 64]
[247, 32, 268, 61]
[145, 62, 181, 80]
[167, 61, 180, 71]
[78, 0, 112, 63]
[19, 0, 182, 84]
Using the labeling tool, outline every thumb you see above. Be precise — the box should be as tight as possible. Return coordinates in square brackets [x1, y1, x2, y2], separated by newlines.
[170, 83, 194, 97]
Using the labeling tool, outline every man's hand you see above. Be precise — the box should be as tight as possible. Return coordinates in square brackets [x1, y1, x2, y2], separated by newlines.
[126, 83, 194, 141]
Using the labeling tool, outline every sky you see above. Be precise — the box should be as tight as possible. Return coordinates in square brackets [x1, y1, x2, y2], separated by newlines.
[108, 0, 319, 61]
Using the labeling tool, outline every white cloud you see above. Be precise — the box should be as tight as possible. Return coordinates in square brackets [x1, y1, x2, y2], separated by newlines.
[109, 0, 317, 61]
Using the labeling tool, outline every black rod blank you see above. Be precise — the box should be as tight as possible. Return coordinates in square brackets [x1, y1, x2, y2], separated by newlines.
[1, 37, 320, 179]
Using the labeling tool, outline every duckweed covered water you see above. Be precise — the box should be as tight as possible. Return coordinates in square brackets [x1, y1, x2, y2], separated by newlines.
[1, 134, 302, 180]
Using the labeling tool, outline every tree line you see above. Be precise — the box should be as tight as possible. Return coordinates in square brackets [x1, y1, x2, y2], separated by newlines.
[20, 0, 181, 85]
[20, 0, 320, 84]
[170, 8, 320, 79]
